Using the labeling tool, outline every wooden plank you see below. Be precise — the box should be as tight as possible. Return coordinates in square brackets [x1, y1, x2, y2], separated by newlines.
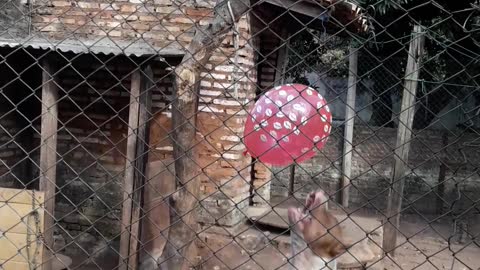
[119, 68, 142, 270]
[383, 25, 425, 256]
[39, 60, 59, 270]
[0, 232, 43, 262]
[341, 47, 358, 208]
[0, 203, 45, 234]
[139, 159, 176, 267]
[0, 187, 44, 205]
[119, 65, 153, 270]
[0, 260, 35, 270]
[128, 65, 153, 269]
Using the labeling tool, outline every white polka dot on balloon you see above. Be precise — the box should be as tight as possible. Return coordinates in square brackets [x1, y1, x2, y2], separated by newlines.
[266, 108, 272, 117]
[288, 112, 297, 122]
[321, 114, 327, 122]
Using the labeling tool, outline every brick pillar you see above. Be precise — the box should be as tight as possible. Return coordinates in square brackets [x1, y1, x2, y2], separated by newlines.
[195, 14, 257, 226]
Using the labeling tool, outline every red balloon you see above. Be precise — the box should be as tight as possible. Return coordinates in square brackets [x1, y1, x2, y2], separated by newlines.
[243, 84, 332, 166]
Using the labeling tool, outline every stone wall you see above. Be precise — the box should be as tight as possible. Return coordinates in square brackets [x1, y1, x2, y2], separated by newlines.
[271, 124, 480, 216]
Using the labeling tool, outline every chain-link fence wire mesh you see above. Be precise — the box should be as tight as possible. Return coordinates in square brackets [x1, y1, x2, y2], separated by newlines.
[0, 0, 479, 269]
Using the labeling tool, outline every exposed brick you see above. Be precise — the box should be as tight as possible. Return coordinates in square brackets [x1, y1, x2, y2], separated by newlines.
[120, 4, 137, 13]
[52, 1, 71, 7]
[139, 15, 158, 22]
[114, 14, 138, 21]
[78, 2, 100, 9]
[168, 16, 194, 24]
[185, 8, 213, 17]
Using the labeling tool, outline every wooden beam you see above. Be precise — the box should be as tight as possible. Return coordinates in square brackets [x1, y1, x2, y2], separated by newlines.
[436, 132, 448, 215]
[341, 47, 358, 208]
[130, 65, 154, 269]
[39, 59, 59, 270]
[382, 25, 425, 256]
[119, 65, 153, 270]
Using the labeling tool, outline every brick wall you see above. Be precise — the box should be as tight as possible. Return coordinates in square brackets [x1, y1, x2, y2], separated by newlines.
[271, 124, 480, 216]
[31, 0, 216, 48]
[17, 0, 260, 254]
[194, 15, 257, 226]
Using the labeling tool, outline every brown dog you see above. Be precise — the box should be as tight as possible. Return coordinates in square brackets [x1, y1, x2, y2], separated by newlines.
[288, 190, 347, 269]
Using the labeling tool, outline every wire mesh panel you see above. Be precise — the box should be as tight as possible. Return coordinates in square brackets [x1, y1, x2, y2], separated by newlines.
[0, 0, 478, 270]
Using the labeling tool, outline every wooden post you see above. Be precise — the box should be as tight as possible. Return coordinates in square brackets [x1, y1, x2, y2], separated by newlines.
[341, 47, 358, 208]
[436, 132, 448, 215]
[119, 65, 153, 270]
[383, 25, 425, 256]
[39, 59, 59, 270]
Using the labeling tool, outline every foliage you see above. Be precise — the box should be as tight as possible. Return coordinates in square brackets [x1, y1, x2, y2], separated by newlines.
[287, 0, 480, 127]
[287, 29, 351, 85]
[357, 0, 413, 15]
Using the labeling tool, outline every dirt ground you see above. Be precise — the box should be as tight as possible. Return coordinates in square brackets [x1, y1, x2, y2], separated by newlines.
[64, 199, 479, 270]
[197, 215, 479, 270]
[196, 195, 480, 270]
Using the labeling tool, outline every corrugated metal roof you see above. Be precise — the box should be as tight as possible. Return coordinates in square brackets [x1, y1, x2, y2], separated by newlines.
[0, 36, 185, 57]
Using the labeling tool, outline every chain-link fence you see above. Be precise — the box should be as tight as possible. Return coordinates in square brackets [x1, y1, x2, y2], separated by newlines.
[0, 0, 479, 269]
